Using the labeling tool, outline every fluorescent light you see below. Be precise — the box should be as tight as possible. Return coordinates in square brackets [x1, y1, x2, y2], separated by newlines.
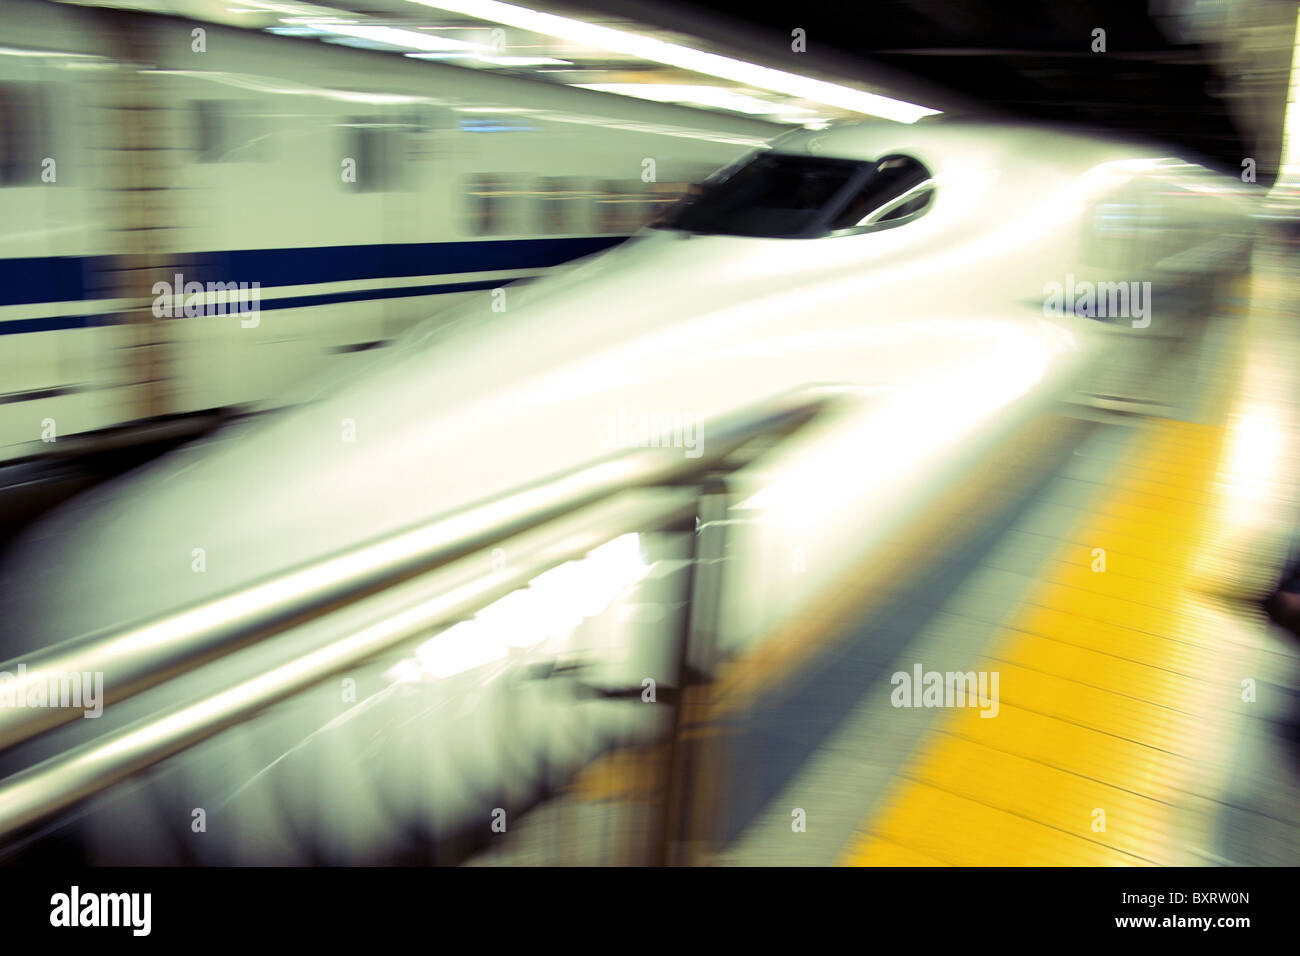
[143, 69, 434, 106]
[226, 0, 338, 15]
[574, 82, 814, 117]
[1276, 7, 1300, 184]
[0, 46, 100, 59]
[473, 54, 572, 66]
[299, 21, 485, 53]
[407, 52, 572, 66]
[405, 0, 940, 123]
[324, 37, 426, 52]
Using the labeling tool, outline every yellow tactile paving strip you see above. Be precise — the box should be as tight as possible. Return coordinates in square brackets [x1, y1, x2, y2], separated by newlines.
[841, 418, 1235, 866]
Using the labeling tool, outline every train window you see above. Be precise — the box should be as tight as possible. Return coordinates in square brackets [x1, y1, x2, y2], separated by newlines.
[656, 153, 861, 237]
[829, 155, 933, 231]
[0, 84, 45, 186]
[646, 181, 687, 221]
[535, 177, 583, 235]
[194, 100, 228, 163]
[596, 181, 651, 233]
[595, 183, 620, 233]
[655, 152, 934, 238]
[342, 120, 406, 192]
[468, 175, 519, 235]
[195, 101, 276, 163]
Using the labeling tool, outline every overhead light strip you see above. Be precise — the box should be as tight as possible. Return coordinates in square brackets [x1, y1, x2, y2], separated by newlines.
[295, 21, 485, 52]
[574, 82, 814, 117]
[1277, 6, 1300, 181]
[404, 0, 940, 123]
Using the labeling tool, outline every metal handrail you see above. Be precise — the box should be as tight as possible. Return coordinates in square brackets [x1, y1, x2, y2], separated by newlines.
[0, 360, 1082, 850]
[0, 489, 699, 840]
[0, 389, 835, 751]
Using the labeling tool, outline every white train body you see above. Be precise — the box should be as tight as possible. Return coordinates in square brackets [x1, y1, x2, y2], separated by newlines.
[2, 112, 1256, 640]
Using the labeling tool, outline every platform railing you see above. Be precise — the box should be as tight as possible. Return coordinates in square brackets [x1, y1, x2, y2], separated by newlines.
[0, 389, 834, 753]
[0, 489, 705, 841]
[0, 349, 1082, 853]
[0, 389, 840, 844]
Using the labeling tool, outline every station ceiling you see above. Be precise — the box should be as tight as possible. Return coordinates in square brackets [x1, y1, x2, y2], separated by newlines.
[591, 0, 1300, 180]
[68, 0, 1300, 181]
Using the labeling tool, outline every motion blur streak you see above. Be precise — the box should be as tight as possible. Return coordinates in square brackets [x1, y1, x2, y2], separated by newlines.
[1, 0, 1298, 870]
[389, 533, 650, 681]
[738, 327, 1053, 525]
[403, 0, 941, 122]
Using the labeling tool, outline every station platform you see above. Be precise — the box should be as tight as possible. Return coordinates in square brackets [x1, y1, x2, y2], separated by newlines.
[470, 243, 1300, 867]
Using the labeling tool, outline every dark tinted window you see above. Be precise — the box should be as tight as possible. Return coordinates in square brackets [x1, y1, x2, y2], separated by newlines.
[829, 155, 933, 230]
[656, 151, 933, 238]
[657, 153, 863, 238]
[0, 84, 46, 186]
[877, 190, 932, 222]
[194, 100, 228, 163]
[343, 119, 406, 193]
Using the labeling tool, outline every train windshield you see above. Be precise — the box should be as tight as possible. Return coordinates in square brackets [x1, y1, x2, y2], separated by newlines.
[655, 152, 933, 239]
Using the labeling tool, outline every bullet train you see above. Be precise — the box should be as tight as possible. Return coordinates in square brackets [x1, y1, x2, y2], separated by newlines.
[0, 0, 778, 463]
[2, 114, 1257, 643]
[0, 11, 1262, 862]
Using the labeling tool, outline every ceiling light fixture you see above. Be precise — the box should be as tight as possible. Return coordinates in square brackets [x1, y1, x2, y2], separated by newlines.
[404, 0, 940, 123]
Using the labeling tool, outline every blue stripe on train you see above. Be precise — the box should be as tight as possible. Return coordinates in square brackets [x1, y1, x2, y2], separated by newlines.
[204, 236, 623, 289]
[0, 257, 89, 308]
[0, 235, 626, 309]
[0, 278, 515, 335]
[0, 314, 103, 334]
